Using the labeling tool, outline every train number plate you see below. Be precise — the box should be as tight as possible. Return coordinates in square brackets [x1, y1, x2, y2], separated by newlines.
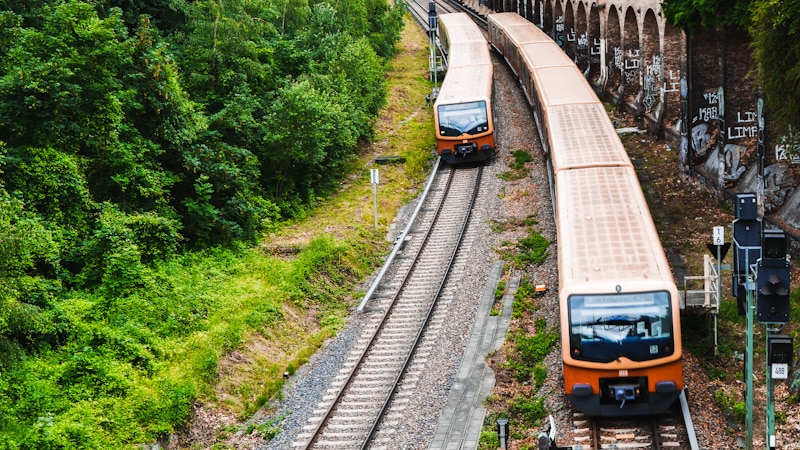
[618, 370, 628, 377]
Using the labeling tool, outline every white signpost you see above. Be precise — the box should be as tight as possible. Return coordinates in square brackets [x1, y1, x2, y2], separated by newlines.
[371, 169, 379, 230]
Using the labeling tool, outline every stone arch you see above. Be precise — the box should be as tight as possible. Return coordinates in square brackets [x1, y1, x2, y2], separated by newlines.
[554, 1, 564, 45]
[524, 0, 535, 21]
[621, 6, 640, 105]
[575, 2, 589, 73]
[641, 9, 661, 118]
[543, 0, 554, 36]
[564, 1, 576, 59]
[588, 2, 602, 83]
[604, 5, 622, 96]
[662, 20, 685, 137]
[534, 0, 542, 26]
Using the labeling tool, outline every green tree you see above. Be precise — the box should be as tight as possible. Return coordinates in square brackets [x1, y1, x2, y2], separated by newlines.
[751, 0, 800, 132]
[0, 186, 68, 351]
[662, 0, 752, 30]
[260, 77, 355, 210]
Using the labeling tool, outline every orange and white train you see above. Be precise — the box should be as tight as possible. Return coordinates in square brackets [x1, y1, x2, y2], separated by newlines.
[488, 12, 683, 417]
[434, 13, 495, 164]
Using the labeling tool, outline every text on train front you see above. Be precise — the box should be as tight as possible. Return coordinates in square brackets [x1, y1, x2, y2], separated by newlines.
[568, 291, 674, 363]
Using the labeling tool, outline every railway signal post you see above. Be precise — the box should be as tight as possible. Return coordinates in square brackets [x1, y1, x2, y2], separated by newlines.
[756, 228, 792, 450]
[427, 3, 439, 103]
[731, 193, 761, 450]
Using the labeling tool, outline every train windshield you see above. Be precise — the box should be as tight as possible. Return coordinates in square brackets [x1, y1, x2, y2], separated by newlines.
[568, 291, 674, 363]
[438, 101, 489, 136]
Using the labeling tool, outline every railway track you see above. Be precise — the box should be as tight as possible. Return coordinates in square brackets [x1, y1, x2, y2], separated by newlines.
[406, 0, 486, 34]
[561, 391, 698, 449]
[293, 163, 483, 449]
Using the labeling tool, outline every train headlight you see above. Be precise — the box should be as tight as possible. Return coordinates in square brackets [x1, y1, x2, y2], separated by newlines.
[655, 381, 677, 393]
[572, 383, 592, 397]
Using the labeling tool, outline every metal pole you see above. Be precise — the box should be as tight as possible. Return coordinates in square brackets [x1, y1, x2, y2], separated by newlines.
[715, 245, 721, 356]
[372, 183, 378, 231]
[766, 329, 775, 450]
[746, 268, 754, 450]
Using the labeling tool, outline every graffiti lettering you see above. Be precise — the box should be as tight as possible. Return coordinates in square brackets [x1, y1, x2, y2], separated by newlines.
[737, 111, 757, 123]
[625, 68, 639, 84]
[697, 107, 719, 122]
[591, 38, 602, 55]
[764, 163, 796, 211]
[642, 75, 657, 113]
[567, 28, 576, 42]
[723, 143, 747, 181]
[614, 47, 623, 70]
[776, 142, 800, 164]
[728, 126, 758, 139]
[624, 49, 640, 70]
[703, 92, 719, 104]
[664, 70, 681, 93]
[577, 33, 588, 49]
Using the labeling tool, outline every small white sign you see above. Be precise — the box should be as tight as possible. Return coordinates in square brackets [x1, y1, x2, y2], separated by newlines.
[370, 169, 379, 185]
[772, 363, 789, 380]
[713, 226, 725, 246]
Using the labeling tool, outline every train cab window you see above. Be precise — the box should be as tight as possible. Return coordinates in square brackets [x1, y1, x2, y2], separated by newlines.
[438, 101, 489, 136]
[568, 291, 674, 363]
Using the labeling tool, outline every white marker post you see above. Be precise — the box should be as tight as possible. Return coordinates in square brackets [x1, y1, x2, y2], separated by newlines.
[370, 169, 379, 230]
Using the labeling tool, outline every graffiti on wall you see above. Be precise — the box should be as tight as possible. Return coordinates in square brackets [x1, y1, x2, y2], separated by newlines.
[624, 49, 640, 85]
[576, 33, 589, 72]
[642, 55, 663, 113]
[718, 110, 757, 182]
[691, 90, 719, 158]
[722, 144, 747, 181]
[764, 163, 796, 211]
[728, 111, 758, 140]
[776, 133, 800, 164]
[555, 16, 564, 47]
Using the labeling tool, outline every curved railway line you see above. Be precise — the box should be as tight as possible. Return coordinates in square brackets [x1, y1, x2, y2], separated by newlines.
[294, 163, 483, 449]
[258, 6, 708, 450]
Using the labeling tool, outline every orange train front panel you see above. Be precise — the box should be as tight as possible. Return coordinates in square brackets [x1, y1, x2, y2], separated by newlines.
[437, 133, 495, 164]
[563, 359, 683, 416]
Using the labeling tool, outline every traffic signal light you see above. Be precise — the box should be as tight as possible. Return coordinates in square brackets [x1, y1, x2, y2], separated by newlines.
[756, 229, 791, 324]
[769, 335, 794, 366]
[732, 193, 761, 315]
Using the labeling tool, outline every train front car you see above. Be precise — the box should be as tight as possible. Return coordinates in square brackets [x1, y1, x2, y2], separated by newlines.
[434, 14, 495, 165]
[487, 11, 683, 418]
[556, 165, 683, 417]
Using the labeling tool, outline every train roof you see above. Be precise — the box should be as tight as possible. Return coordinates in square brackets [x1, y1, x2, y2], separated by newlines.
[439, 13, 486, 45]
[555, 166, 674, 291]
[531, 66, 598, 106]
[487, 12, 535, 30]
[548, 103, 633, 172]
[447, 40, 492, 70]
[518, 42, 574, 68]
[434, 64, 493, 106]
[488, 13, 554, 45]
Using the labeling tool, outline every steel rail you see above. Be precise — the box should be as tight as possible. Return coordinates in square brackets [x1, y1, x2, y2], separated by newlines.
[361, 166, 483, 448]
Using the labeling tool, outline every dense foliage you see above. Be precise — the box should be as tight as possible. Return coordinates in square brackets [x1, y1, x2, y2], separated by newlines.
[662, 0, 800, 132]
[0, 0, 403, 446]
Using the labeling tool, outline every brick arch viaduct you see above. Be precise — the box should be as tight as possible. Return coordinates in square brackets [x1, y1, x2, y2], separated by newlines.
[465, 0, 800, 245]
